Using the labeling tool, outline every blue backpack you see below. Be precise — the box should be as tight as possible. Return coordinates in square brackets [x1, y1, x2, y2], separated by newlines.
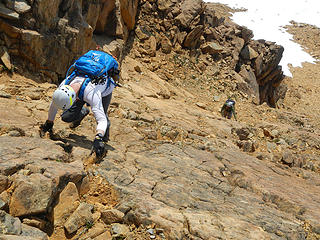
[65, 50, 119, 100]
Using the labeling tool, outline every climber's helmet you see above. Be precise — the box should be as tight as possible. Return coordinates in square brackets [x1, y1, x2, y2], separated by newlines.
[52, 85, 76, 110]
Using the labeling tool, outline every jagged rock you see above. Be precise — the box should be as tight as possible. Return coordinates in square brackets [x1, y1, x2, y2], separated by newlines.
[161, 35, 172, 54]
[22, 218, 47, 232]
[157, 0, 173, 12]
[176, 31, 187, 46]
[120, 0, 139, 30]
[281, 151, 294, 166]
[64, 203, 93, 235]
[148, 35, 157, 57]
[0, 3, 19, 21]
[0, 192, 9, 211]
[231, 37, 245, 53]
[237, 140, 256, 152]
[239, 26, 254, 43]
[240, 45, 259, 60]
[21, 224, 48, 240]
[53, 182, 80, 227]
[9, 173, 55, 216]
[135, 26, 149, 41]
[200, 41, 223, 54]
[175, 0, 204, 29]
[0, 175, 8, 193]
[0, 47, 12, 70]
[0, 200, 5, 210]
[5, 0, 31, 14]
[0, 21, 19, 41]
[239, 65, 259, 101]
[0, 210, 21, 235]
[101, 39, 123, 59]
[78, 222, 106, 240]
[101, 209, 124, 224]
[233, 127, 253, 140]
[183, 25, 204, 48]
[110, 223, 130, 236]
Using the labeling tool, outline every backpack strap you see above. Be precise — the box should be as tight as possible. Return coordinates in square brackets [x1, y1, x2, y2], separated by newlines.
[78, 77, 91, 101]
[65, 63, 76, 79]
[65, 71, 76, 85]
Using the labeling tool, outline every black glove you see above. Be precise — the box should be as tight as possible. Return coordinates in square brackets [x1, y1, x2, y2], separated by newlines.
[39, 120, 53, 137]
[92, 133, 106, 159]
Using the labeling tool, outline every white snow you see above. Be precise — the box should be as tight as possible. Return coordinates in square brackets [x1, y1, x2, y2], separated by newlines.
[205, 0, 320, 77]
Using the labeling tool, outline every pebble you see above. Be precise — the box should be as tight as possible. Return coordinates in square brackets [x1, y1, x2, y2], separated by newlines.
[147, 229, 155, 235]
[0, 91, 11, 98]
[8, 130, 21, 137]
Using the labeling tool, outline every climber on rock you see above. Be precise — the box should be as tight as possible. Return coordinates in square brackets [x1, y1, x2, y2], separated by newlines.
[221, 98, 237, 121]
[40, 50, 120, 159]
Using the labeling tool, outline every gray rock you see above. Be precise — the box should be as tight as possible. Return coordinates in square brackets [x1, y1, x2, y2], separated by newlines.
[0, 210, 22, 235]
[11, 0, 31, 14]
[64, 203, 93, 235]
[0, 91, 11, 99]
[8, 130, 21, 137]
[240, 45, 259, 60]
[110, 223, 130, 236]
[0, 200, 5, 210]
[21, 224, 48, 240]
[127, 111, 138, 120]
[281, 151, 294, 165]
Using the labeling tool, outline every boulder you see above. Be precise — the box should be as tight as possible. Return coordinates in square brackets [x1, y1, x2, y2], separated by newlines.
[9, 173, 55, 216]
[64, 203, 93, 234]
[53, 182, 80, 227]
[0, 210, 21, 235]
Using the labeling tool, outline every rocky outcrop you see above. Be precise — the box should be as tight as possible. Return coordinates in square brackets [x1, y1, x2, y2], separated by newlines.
[0, 0, 286, 106]
[134, 0, 286, 106]
[237, 40, 285, 106]
[0, 0, 139, 82]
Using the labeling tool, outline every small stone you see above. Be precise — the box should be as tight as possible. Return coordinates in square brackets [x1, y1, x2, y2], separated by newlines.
[196, 102, 206, 109]
[111, 223, 130, 236]
[271, 129, 279, 138]
[0, 199, 5, 210]
[0, 91, 11, 98]
[8, 130, 21, 137]
[101, 209, 124, 224]
[134, 65, 142, 73]
[213, 95, 220, 102]
[127, 111, 138, 120]
[147, 228, 155, 235]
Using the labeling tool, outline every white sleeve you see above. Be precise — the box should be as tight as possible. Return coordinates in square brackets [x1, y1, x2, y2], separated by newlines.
[48, 102, 58, 121]
[47, 80, 66, 121]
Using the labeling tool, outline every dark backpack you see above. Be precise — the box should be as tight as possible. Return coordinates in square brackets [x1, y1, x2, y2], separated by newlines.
[65, 50, 119, 100]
